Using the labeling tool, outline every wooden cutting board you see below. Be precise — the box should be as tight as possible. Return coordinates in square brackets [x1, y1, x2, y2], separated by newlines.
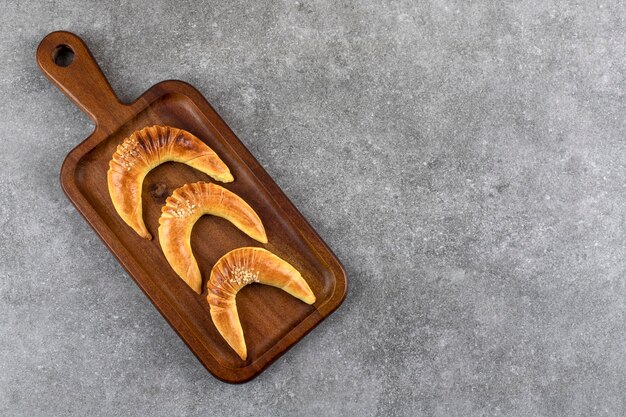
[37, 31, 347, 383]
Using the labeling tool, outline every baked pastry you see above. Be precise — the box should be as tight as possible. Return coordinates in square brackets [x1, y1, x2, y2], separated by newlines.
[108, 125, 233, 239]
[159, 182, 267, 294]
[207, 247, 316, 360]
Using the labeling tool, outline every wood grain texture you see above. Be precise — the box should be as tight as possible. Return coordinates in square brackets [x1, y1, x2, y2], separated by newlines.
[37, 31, 347, 383]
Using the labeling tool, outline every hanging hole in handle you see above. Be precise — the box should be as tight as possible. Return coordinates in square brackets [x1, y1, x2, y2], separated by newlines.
[53, 45, 75, 67]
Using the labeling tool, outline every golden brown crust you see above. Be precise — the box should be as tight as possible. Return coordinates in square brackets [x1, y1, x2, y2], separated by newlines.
[207, 247, 316, 360]
[158, 182, 267, 294]
[107, 125, 233, 239]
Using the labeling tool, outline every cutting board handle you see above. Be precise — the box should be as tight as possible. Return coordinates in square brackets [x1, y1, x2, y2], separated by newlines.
[37, 31, 126, 128]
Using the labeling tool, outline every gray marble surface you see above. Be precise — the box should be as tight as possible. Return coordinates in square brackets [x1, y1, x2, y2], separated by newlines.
[1, 1, 625, 416]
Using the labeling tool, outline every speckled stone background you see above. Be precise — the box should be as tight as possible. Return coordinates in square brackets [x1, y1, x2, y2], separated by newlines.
[1, 1, 624, 416]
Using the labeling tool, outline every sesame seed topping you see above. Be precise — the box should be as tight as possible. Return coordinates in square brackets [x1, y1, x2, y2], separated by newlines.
[117, 137, 140, 171]
[228, 265, 259, 286]
[171, 199, 196, 218]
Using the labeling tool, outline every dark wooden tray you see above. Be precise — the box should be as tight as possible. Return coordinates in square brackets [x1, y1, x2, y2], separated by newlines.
[37, 31, 347, 383]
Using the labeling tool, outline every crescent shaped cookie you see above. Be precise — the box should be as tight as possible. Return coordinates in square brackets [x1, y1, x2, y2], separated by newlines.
[207, 247, 316, 360]
[159, 182, 267, 294]
[108, 125, 233, 240]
